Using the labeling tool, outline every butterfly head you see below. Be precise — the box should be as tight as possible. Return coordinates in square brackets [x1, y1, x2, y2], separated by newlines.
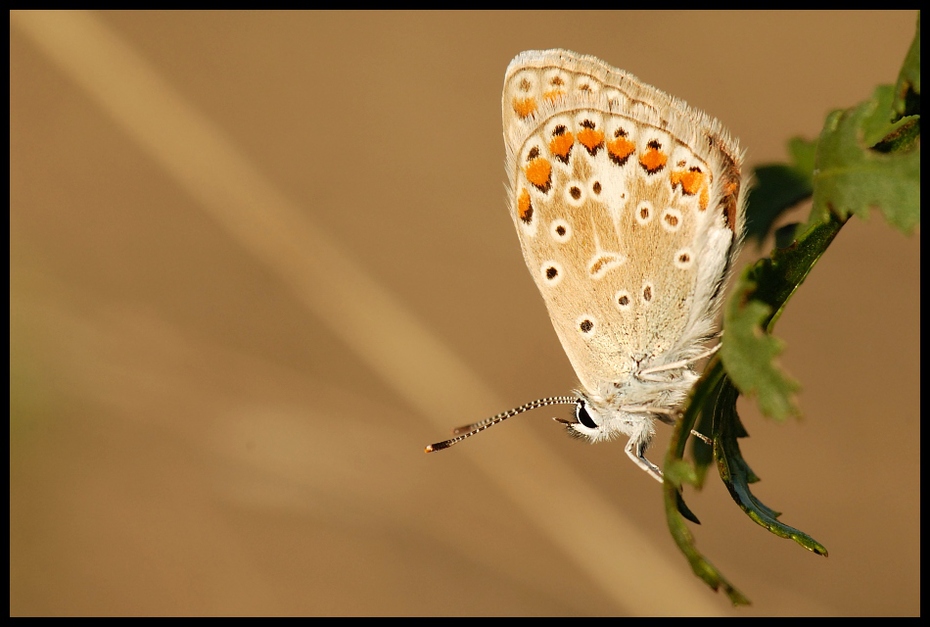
[555, 397, 604, 442]
[554, 395, 644, 444]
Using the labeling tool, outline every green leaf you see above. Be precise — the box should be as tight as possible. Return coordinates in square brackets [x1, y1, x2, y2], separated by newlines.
[744, 167, 810, 245]
[663, 362, 752, 607]
[892, 12, 920, 119]
[722, 293, 800, 420]
[664, 360, 828, 606]
[809, 85, 920, 234]
[661, 14, 918, 598]
[745, 138, 817, 245]
[728, 79, 919, 421]
[689, 420, 715, 487]
[711, 373, 829, 557]
[788, 135, 819, 178]
[722, 212, 846, 420]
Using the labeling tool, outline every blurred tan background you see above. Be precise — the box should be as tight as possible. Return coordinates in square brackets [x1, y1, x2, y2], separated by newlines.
[10, 11, 919, 616]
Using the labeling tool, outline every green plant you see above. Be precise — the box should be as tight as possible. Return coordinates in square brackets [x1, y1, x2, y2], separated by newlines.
[662, 13, 920, 605]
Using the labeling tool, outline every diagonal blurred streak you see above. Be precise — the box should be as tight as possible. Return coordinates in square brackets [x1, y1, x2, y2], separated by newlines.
[12, 10, 722, 615]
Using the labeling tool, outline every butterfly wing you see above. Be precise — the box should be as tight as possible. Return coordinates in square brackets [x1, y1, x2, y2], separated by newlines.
[501, 50, 746, 394]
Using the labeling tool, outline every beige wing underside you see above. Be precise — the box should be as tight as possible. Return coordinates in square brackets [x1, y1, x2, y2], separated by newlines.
[501, 50, 745, 392]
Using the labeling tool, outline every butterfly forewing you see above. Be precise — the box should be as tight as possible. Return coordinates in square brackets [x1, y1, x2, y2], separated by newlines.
[502, 50, 745, 394]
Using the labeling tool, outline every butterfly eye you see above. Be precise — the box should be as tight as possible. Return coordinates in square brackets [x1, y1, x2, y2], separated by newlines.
[576, 401, 598, 430]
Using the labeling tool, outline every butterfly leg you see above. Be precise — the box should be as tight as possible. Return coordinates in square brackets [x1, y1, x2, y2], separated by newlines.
[648, 409, 713, 445]
[625, 435, 664, 483]
[637, 344, 722, 382]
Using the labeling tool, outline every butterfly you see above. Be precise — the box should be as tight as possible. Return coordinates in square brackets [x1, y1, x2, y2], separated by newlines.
[427, 49, 747, 482]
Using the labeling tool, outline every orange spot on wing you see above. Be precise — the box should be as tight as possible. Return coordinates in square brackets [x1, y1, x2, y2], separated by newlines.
[639, 147, 667, 173]
[543, 89, 565, 102]
[512, 97, 537, 118]
[524, 158, 552, 191]
[577, 127, 604, 154]
[671, 169, 711, 210]
[607, 136, 635, 164]
[549, 132, 574, 161]
[518, 189, 533, 223]
[671, 169, 705, 195]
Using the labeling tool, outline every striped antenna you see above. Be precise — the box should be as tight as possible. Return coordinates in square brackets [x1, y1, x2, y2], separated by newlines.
[424, 396, 577, 453]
